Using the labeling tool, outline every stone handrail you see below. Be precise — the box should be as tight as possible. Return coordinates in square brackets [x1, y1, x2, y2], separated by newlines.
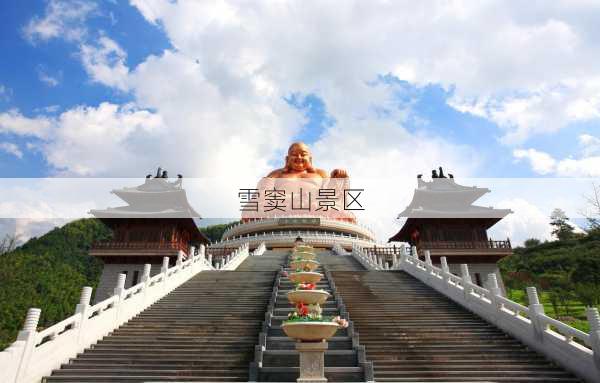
[252, 242, 266, 256]
[213, 231, 376, 249]
[0, 242, 249, 383]
[331, 243, 347, 255]
[351, 244, 382, 270]
[220, 243, 250, 270]
[396, 245, 600, 383]
[222, 216, 376, 240]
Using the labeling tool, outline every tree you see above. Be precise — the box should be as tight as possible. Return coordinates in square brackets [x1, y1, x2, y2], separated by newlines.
[582, 182, 600, 231]
[0, 234, 19, 255]
[523, 238, 541, 248]
[549, 208, 575, 241]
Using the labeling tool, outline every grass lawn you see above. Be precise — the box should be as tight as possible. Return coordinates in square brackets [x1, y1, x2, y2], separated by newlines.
[507, 288, 592, 333]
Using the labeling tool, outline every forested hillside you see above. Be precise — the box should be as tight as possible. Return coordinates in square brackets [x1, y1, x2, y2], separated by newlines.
[499, 229, 600, 331]
[0, 218, 234, 350]
[0, 219, 111, 350]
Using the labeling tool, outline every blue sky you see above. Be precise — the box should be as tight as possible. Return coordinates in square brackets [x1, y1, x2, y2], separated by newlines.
[0, 1, 599, 242]
[1, 1, 598, 180]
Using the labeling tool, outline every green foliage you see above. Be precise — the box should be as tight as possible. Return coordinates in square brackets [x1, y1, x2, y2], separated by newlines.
[199, 221, 239, 242]
[549, 208, 575, 241]
[0, 218, 112, 350]
[523, 238, 541, 248]
[500, 230, 600, 331]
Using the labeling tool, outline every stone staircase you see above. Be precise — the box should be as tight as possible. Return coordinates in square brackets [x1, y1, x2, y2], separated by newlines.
[252, 250, 371, 382]
[330, 270, 582, 382]
[43, 268, 277, 382]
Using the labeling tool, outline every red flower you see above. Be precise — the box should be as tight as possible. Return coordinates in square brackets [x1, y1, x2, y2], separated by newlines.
[296, 303, 309, 316]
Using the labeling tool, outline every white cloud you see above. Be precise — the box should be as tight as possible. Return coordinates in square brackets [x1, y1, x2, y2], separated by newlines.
[0, 142, 23, 159]
[0, 84, 11, 101]
[514, 136, 600, 177]
[489, 198, 553, 246]
[80, 36, 130, 91]
[0, 109, 53, 138]
[513, 148, 556, 175]
[23, 0, 97, 43]
[45, 102, 165, 176]
[37, 68, 60, 87]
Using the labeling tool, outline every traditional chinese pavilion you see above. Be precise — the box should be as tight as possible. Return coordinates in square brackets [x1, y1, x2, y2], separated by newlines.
[90, 169, 209, 301]
[389, 168, 512, 290]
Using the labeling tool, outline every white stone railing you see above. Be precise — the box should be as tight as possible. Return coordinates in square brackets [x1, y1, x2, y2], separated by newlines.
[331, 243, 347, 255]
[351, 244, 382, 270]
[0, 241, 253, 383]
[220, 243, 250, 270]
[397, 246, 600, 383]
[213, 230, 375, 249]
[252, 242, 266, 256]
[0, 245, 217, 383]
[222, 216, 376, 241]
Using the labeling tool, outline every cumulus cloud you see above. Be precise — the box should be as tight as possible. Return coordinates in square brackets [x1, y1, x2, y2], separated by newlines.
[489, 198, 553, 246]
[514, 134, 600, 177]
[80, 36, 130, 91]
[23, 0, 97, 43]
[37, 67, 60, 87]
[0, 109, 53, 138]
[0, 142, 23, 159]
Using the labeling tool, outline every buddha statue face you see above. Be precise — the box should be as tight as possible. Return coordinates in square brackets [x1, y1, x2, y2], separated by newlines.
[285, 143, 313, 172]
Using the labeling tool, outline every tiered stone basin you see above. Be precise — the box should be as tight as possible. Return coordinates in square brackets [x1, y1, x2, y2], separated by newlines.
[283, 245, 340, 343]
[281, 321, 339, 341]
[290, 259, 320, 272]
[292, 251, 316, 260]
[288, 271, 323, 284]
[287, 289, 330, 305]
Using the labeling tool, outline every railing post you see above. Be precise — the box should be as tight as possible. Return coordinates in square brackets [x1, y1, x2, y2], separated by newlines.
[440, 256, 449, 282]
[411, 245, 418, 259]
[527, 287, 546, 341]
[586, 307, 600, 368]
[176, 252, 183, 268]
[460, 264, 472, 298]
[486, 273, 502, 312]
[424, 250, 433, 274]
[113, 273, 127, 325]
[13, 308, 42, 383]
[141, 263, 152, 305]
[161, 256, 170, 290]
[392, 254, 398, 269]
[75, 286, 92, 349]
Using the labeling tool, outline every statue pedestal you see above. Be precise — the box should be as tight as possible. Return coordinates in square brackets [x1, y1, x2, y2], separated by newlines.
[296, 341, 328, 383]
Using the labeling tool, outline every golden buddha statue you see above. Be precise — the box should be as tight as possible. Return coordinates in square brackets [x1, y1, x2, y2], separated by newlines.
[242, 142, 354, 222]
[266, 142, 348, 180]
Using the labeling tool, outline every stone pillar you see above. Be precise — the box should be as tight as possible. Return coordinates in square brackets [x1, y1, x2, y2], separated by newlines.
[461, 264, 472, 298]
[199, 244, 206, 260]
[142, 264, 151, 282]
[424, 250, 432, 273]
[440, 256, 449, 282]
[586, 307, 600, 368]
[487, 273, 502, 310]
[411, 245, 418, 258]
[296, 341, 328, 383]
[161, 256, 170, 274]
[527, 287, 546, 341]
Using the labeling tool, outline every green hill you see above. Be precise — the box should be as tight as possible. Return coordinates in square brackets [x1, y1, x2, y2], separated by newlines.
[499, 229, 600, 332]
[0, 218, 111, 350]
[0, 218, 236, 351]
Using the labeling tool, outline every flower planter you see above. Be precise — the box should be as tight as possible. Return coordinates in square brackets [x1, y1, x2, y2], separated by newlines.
[282, 321, 340, 342]
[295, 245, 314, 253]
[287, 289, 330, 305]
[289, 260, 320, 272]
[289, 272, 323, 284]
[292, 251, 316, 260]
